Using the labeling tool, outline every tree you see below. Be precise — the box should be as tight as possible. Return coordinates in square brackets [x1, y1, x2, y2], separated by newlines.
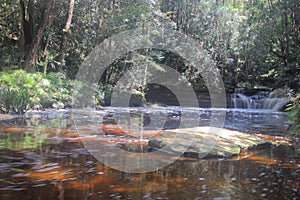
[1, 0, 299, 92]
[23, 0, 55, 72]
[0, 0, 21, 69]
[57, 0, 75, 72]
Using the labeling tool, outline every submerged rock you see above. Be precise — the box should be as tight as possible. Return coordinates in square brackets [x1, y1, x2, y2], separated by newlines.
[148, 127, 271, 159]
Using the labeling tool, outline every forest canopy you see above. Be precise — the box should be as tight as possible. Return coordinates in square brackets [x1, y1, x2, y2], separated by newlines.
[0, 0, 299, 91]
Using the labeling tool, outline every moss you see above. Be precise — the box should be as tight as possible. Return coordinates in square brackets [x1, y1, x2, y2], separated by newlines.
[129, 90, 146, 107]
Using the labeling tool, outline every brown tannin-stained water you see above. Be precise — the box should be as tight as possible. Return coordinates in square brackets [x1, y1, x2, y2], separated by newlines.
[0, 108, 299, 200]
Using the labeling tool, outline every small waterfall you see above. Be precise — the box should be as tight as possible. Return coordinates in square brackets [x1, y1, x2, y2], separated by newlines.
[262, 98, 291, 111]
[232, 93, 251, 108]
[230, 88, 291, 111]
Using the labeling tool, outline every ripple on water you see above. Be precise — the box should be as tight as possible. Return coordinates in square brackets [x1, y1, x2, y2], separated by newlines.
[0, 108, 298, 200]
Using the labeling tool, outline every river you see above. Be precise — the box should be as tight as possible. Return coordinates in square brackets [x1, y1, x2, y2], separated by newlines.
[0, 107, 299, 199]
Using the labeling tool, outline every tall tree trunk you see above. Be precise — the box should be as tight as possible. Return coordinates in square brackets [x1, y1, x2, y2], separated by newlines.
[96, 1, 104, 44]
[19, 0, 34, 64]
[43, 34, 50, 75]
[57, 0, 75, 72]
[23, 0, 55, 72]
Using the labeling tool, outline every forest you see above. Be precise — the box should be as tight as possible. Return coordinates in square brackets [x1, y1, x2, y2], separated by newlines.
[0, 0, 299, 128]
[1, 1, 300, 199]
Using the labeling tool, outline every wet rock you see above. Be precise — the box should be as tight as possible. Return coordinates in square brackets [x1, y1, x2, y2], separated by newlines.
[129, 90, 146, 107]
[0, 114, 14, 120]
[148, 127, 271, 158]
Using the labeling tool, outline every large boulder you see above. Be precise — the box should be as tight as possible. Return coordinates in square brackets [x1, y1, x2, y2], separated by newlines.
[148, 127, 271, 158]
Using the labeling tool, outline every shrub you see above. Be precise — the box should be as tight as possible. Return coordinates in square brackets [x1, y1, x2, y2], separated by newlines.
[0, 70, 73, 114]
[97, 84, 113, 106]
[0, 70, 41, 113]
[45, 72, 74, 108]
[0, 85, 30, 114]
[0, 70, 118, 114]
[288, 94, 300, 134]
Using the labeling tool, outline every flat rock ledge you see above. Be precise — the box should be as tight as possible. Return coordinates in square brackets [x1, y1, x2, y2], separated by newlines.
[148, 127, 274, 159]
[0, 114, 16, 121]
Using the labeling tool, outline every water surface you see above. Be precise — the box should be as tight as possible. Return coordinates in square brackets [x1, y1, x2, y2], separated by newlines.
[0, 108, 299, 199]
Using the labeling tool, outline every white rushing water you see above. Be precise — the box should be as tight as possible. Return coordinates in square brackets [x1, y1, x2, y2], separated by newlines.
[230, 88, 291, 111]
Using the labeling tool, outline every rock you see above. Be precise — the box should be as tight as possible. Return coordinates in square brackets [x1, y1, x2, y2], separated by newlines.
[52, 102, 65, 109]
[0, 114, 15, 121]
[129, 90, 146, 107]
[148, 127, 271, 159]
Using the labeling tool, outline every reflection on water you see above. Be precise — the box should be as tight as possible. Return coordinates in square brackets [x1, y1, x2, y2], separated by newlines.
[0, 108, 299, 199]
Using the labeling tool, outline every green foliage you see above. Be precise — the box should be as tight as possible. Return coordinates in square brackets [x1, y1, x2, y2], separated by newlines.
[45, 72, 74, 108]
[0, 85, 30, 114]
[289, 94, 300, 135]
[0, 70, 74, 114]
[0, 70, 43, 113]
[1, 0, 299, 96]
[0, 0, 21, 70]
[95, 84, 112, 106]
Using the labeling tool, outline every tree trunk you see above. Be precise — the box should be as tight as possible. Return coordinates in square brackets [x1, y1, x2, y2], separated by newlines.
[57, 0, 75, 72]
[96, 1, 104, 44]
[19, 0, 34, 63]
[43, 35, 50, 75]
[23, 0, 55, 72]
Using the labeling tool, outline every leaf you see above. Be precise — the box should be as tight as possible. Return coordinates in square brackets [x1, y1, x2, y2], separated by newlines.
[10, 168, 25, 173]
